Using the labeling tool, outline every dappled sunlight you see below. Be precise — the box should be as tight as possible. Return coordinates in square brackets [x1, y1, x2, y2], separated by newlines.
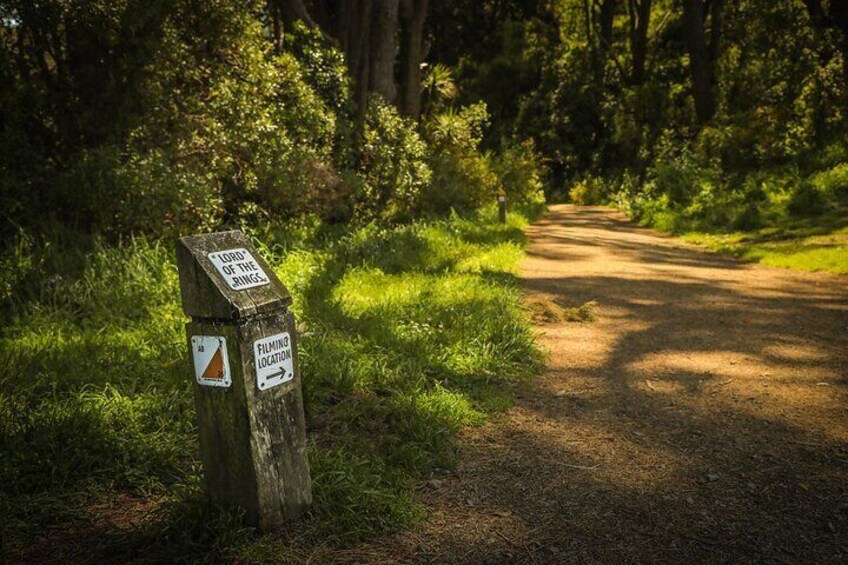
[761, 342, 833, 362]
[448, 204, 848, 562]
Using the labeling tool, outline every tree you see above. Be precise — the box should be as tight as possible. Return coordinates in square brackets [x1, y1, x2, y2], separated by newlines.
[681, 0, 722, 124]
[398, 0, 429, 118]
[274, 0, 430, 119]
[369, 0, 399, 102]
[627, 0, 650, 84]
[801, 0, 848, 107]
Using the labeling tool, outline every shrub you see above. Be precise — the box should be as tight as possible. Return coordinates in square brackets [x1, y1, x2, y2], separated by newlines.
[810, 162, 848, 208]
[0, 0, 346, 238]
[492, 139, 547, 205]
[569, 177, 604, 205]
[357, 97, 432, 221]
[424, 103, 498, 214]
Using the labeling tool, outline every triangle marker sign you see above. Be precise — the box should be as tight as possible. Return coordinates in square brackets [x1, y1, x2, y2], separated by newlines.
[192, 335, 232, 387]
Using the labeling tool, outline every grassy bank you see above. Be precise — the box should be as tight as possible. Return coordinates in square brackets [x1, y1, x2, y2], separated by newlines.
[0, 205, 543, 562]
[679, 214, 848, 275]
[589, 179, 848, 275]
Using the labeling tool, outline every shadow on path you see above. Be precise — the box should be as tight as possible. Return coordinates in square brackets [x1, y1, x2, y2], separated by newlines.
[382, 205, 848, 564]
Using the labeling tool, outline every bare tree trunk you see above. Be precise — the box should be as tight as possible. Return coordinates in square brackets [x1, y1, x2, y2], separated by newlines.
[598, 0, 616, 55]
[682, 0, 716, 124]
[368, 0, 399, 103]
[628, 0, 651, 84]
[351, 0, 374, 119]
[398, 0, 428, 118]
[586, 0, 616, 86]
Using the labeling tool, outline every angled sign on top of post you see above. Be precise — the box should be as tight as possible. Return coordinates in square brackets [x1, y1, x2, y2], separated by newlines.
[176, 230, 291, 320]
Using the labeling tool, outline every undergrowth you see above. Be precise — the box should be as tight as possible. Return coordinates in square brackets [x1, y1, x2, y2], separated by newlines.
[578, 164, 848, 275]
[0, 204, 543, 562]
[680, 217, 848, 275]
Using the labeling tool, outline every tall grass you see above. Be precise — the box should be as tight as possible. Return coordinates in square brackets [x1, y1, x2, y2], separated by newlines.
[0, 205, 542, 561]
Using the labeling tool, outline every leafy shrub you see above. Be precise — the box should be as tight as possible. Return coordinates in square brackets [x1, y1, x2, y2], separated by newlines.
[0, 0, 347, 238]
[810, 162, 848, 207]
[788, 180, 827, 216]
[424, 103, 498, 213]
[492, 139, 547, 205]
[357, 97, 432, 221]
[652, 152, 713, 206]
[569, 177, 604, 205]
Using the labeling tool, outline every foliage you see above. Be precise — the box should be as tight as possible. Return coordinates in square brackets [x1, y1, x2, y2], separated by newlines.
[0, 208, 542, 559]
[492, 139, 548, 205]
[424, 103, 498, 213]
[358, 97, 432, 221]
[0, 0, 357, 237]
[569, 177, 604, 206]
[421, 63, 459, 116]
[447, 0, 847, 251]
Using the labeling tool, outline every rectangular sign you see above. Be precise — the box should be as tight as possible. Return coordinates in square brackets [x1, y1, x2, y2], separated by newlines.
[191, 335, 232, 387]
[208, 248, 270, 291]
[254, 332, 294, 391]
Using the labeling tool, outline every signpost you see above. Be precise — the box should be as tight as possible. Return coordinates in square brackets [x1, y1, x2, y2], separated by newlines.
[176, 230, 311, 530]
[498, 188, 507, 224]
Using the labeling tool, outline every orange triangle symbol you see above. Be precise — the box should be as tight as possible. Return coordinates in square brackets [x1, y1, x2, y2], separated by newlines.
[202, 345, 225, 381]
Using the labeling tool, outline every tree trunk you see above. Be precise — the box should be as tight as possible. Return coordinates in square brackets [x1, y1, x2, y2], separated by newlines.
[398, 0, 428, 118]
[682, 0, 716, 124]
[351, 0, 374, 119]
[269, 0, 283, 52]
[589, 0, 617, 86]
[368, 0, 399, 103]
[628, 0, 651, 84]
[598, 0, 616, 55]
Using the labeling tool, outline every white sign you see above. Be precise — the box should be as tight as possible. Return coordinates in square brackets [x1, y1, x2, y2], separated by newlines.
[498, 195, 506, 202]
[254, 332, 294, 391]
[208, 248, 270, 291]
[191, 335, 232, 387]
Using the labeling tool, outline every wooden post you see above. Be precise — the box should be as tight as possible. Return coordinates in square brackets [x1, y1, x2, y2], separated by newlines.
[175, 230, 311, 530]
[498, 188, 507, 224]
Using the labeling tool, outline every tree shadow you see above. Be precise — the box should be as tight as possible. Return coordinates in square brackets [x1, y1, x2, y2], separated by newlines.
[372, 206, 848, 563]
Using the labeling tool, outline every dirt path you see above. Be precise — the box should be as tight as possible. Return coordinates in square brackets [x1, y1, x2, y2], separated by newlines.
[351, 205, 848, 563]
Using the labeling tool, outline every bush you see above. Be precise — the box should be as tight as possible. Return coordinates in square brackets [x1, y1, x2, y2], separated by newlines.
[0, 0, 347, 238]
[492, 139, 547, 205]
[569, 177, 604, 205]
[810, 162, 848, 208]
[357, 98, 432, 222]
[424, 103, 498, 214]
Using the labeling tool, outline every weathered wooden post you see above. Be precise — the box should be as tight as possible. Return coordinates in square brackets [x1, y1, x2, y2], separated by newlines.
[498, 188, 507, 224]
[175, 230, 311, 530]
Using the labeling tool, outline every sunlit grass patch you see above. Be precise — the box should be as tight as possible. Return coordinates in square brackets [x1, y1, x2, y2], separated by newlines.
[0, 207, 543, 560]
[683, 221, 848, 274]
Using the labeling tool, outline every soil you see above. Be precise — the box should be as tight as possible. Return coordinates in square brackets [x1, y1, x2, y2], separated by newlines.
[346, 204, 848, 563]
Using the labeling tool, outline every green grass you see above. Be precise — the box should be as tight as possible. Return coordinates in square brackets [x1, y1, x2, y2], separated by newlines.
[681, 215, 848, 275]
[0, 205, 543, 562]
